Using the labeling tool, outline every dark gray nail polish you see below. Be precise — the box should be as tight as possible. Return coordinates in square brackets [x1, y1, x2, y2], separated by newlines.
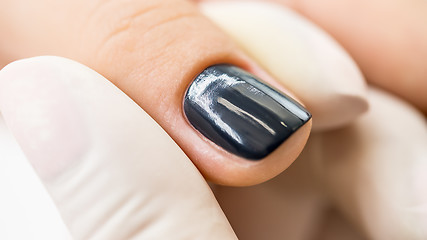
[183, 64, 311, 160]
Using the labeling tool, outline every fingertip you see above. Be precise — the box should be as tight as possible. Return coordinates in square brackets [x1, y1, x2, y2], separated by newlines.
[180, 62, 312, 186]
[0, 56, 92, 180]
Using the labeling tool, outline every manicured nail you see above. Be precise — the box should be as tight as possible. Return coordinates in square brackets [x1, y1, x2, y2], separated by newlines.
[183, 64, 311, 160]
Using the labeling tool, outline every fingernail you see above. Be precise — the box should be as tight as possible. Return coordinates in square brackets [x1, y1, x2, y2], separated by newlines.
[183, 64, 311, 160]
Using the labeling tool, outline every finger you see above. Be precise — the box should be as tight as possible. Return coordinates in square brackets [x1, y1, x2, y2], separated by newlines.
[0, 115, 72, 239]
[0, 0, 312, 186]
[311, 88, 427, 239]
[200, 1, 368, 131]
[0, 57, 236, 239]
[282, 0, 427, 112]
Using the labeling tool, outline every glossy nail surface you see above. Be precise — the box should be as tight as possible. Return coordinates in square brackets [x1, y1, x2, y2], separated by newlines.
[183, 65, 311, 160]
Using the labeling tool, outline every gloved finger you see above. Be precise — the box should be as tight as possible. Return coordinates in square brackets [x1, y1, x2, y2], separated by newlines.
[0, 56, 236, 240]
[200, 1, 368, 131]
[311, 88, 427, 239]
